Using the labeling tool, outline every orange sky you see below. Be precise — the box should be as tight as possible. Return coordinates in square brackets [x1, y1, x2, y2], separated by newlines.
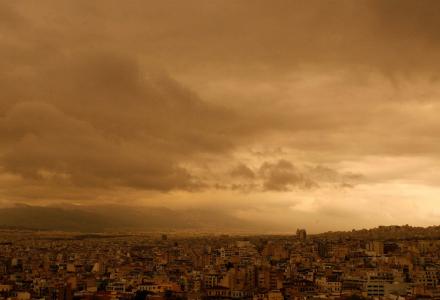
[1, 1, 440, 232]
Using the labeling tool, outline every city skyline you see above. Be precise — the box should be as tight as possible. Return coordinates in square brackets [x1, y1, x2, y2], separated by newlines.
[2, 1, 440, 232]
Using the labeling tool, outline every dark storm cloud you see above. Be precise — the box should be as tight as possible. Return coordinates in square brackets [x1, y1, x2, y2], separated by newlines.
[9, 0, 440, 75]
[230, 164, 256, 179]
[0, 50, 242, 197]
[124, 0, 440, 75]
[370, 0, 440, 43]
[259, 160, 317, 191]
[0, 0, 439, 206]
[226, 161, 364, 192]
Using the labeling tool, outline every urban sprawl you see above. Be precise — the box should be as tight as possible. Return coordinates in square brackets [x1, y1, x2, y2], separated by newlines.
[0, 227, 438, 300]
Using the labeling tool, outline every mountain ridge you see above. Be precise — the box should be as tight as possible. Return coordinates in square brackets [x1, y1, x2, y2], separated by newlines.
[0, 204, 266, 233]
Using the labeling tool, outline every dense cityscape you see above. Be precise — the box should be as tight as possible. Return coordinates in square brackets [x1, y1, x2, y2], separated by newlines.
[1, 227, 440, 300]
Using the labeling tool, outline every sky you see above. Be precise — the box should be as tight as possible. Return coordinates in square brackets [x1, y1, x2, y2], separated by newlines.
[1, 1, 440, 233]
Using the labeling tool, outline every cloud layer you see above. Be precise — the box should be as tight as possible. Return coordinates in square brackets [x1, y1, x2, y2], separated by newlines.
[1, 1, 440, 231]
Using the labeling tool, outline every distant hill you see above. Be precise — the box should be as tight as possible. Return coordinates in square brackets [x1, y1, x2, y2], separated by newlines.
[0, 204, 264, 233]
[316, 224, 440, 240]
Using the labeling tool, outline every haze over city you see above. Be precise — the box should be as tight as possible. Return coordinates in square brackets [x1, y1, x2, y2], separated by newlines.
[2, 1, 440, 233]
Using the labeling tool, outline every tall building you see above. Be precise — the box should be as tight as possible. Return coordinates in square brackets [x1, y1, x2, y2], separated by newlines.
[317, 241, 330, 258]
[367, 241, 384, 256]
[296, 229, 307, 241]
